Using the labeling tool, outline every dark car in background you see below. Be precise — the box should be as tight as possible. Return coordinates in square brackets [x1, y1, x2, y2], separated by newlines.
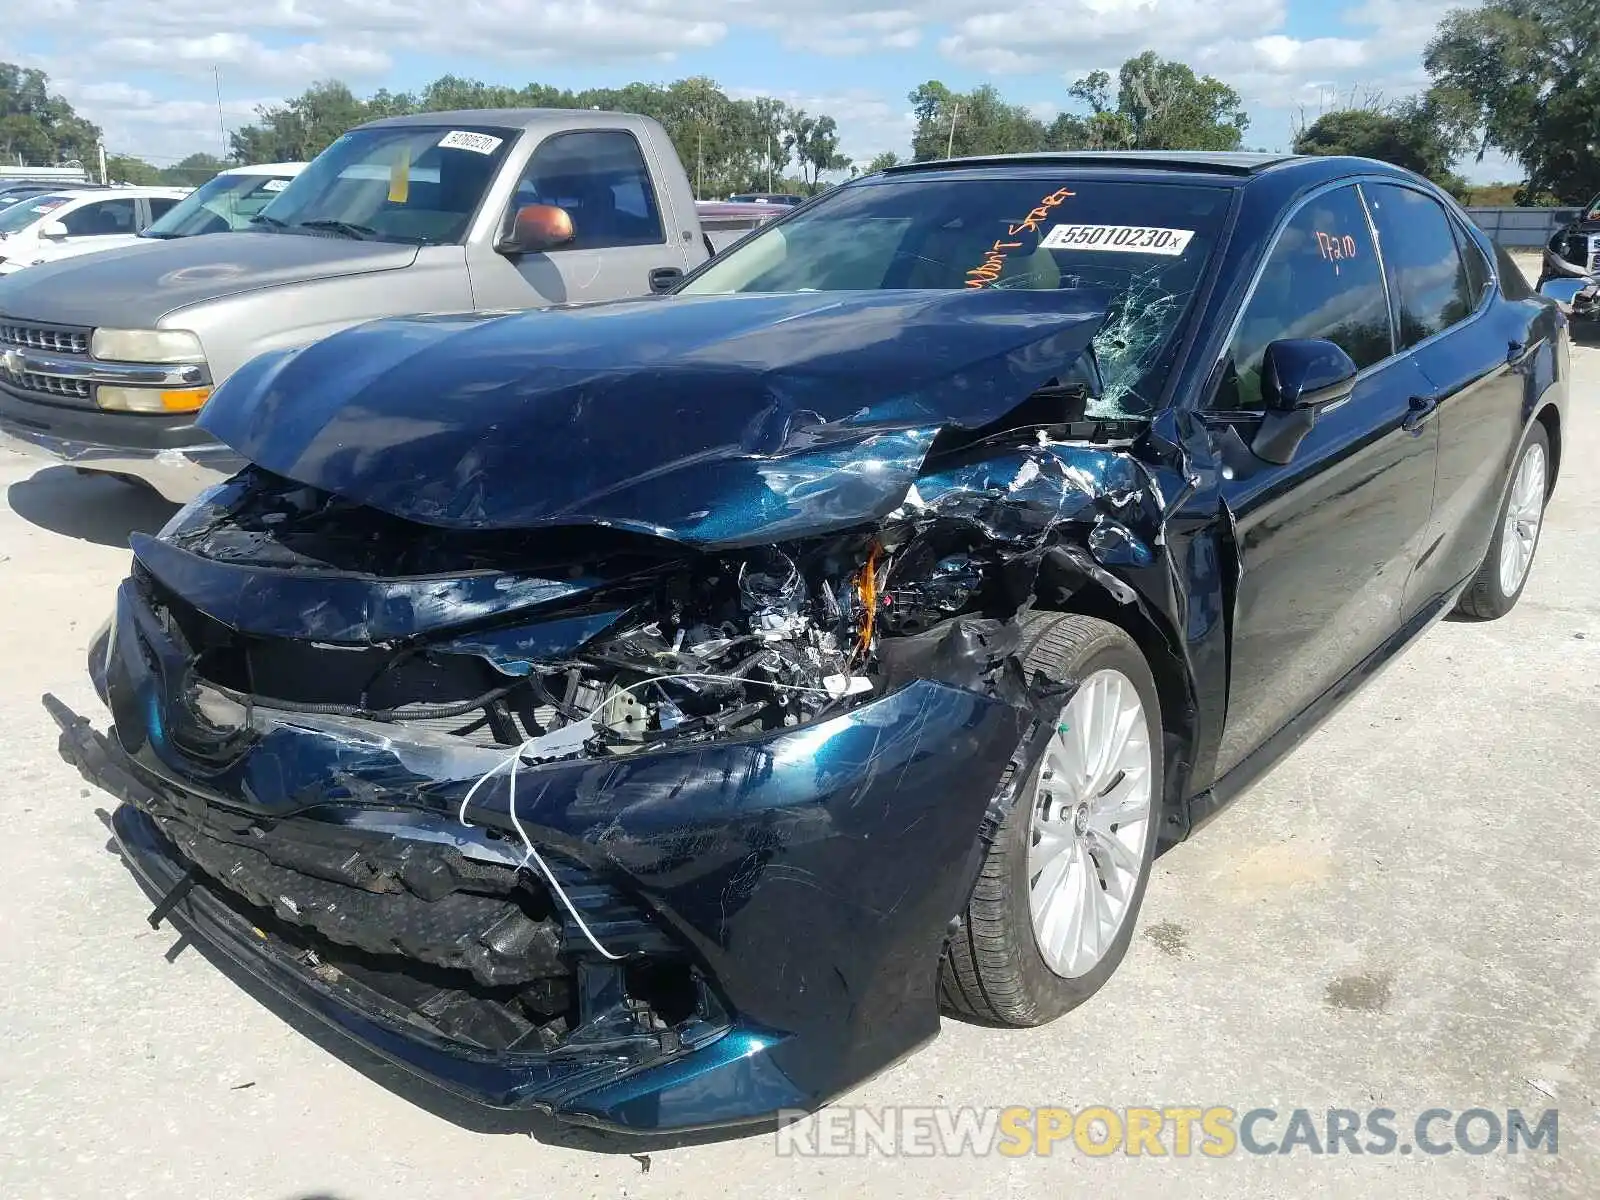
[52, 151, 1567, 1135]
[1540, 193, 1600, 320]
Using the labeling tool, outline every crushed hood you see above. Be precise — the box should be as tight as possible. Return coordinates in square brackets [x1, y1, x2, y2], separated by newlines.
[0, 232, 419, 327]
[199, 288, 1112, 548]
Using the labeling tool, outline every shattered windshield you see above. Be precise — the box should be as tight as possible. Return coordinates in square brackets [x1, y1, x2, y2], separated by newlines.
[253, 124, 516, 246]
[681, 174, 1232, 417]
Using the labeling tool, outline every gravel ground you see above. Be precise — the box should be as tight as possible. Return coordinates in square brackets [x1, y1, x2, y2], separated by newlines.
[1, 260, 1595, 1198]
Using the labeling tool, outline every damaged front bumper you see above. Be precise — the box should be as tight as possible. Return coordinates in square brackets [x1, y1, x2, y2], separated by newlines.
[55, 575, 1031, 1133]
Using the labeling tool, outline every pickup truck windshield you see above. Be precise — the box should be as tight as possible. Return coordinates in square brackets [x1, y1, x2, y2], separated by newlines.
[145, 172, 298, 238]
[680, 174, 1233, 416]
[253, 125, 516, 245]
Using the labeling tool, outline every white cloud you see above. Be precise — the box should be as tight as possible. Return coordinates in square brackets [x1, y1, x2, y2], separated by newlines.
[2, 0, 1492, 171]
[939, 0, 1288, 76]
[93, 35, 391, 84]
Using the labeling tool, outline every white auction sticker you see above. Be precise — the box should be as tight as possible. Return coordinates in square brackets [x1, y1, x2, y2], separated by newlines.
[1040, 224, 1195, 255]
[261, 178, 289, 192]
[438, 130, 504, 155]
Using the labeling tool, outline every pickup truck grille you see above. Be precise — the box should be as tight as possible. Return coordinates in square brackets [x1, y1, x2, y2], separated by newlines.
[0, 321, 91, 356]
[9, 370, 91, 401]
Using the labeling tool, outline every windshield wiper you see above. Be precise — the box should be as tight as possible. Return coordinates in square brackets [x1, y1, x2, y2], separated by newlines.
[293, 219, 376, 240]
[249, 214, 288, 231]
[140, 230, 179, 239]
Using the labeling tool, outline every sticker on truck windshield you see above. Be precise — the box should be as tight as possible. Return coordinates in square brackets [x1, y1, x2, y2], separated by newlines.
[1040, 224, 1195, 255]
[261, 178, 289, 192]
[437, 130, 504, 155]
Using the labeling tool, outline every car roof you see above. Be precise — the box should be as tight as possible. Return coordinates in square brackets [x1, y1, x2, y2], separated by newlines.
[220, 162, 308, 176]
[357, 108, 657, 134]
[877, 151, 1427, 187]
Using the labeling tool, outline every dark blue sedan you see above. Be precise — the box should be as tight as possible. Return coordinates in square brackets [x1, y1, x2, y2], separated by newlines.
[51, 151, 1567, 1135]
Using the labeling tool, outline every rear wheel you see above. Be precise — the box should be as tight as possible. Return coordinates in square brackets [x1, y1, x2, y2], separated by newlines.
[940, 612, 1163, 1026]
[1455, 424, 1550, 620]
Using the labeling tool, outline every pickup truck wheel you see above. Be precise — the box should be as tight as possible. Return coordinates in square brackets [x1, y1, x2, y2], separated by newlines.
[1455, 424, 1550, 621]
[940, 612, 1163, 1027]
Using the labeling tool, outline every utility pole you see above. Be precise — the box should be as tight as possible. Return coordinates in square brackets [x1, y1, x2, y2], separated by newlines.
[214, 66, 228, 160]
[98, 142, 108, 185]
[945, 102, 960, 160]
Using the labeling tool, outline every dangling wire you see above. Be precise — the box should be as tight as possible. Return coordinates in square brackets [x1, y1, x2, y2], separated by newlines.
[454, 670, 845, 963]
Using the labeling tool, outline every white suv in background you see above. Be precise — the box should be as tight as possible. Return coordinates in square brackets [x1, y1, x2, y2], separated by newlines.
[0, 187, 191, 275]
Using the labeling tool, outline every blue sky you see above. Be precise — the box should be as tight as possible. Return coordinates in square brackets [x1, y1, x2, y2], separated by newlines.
[3, 0, 1520, 182]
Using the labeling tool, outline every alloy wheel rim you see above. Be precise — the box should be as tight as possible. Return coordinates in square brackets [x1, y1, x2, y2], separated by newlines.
[1027, 668, 1153, 979]
[1498, 442, 1547, 598]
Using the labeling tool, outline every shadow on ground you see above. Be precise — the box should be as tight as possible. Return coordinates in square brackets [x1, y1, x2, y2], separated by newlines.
[94, 810, 768, 1154]
[6, 466, 178, 548]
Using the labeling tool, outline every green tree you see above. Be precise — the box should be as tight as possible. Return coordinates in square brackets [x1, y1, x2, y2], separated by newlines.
[866, 151, 900, 173]
[1091, 52, 1250, 150]
[229, 80, 371, 162]
[0, 63, 101, 168]
[104, 154, 162, 185]
[159, 152, 229, 186]
[909, 56, 1249, 163]
[1293, 101, 1470, 194]
[909, 81, 1051, 161]
[1424, 0, 1600, 203]
[226, 75, 840, 199]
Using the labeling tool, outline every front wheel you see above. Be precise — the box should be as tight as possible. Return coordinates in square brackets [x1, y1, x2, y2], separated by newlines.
[1455, 424, 1551, 620]
[940, 612, 1163, 1027]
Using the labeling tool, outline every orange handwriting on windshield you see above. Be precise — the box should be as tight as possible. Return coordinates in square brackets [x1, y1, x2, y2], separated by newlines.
[1008, 188, 1074, 237]
[963, 186, 1075, 289]
[964, 239, 1024, 288]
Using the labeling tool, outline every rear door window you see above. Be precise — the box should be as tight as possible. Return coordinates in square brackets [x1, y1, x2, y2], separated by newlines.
[1364, 183, 1476, 348]
[1216, 184, 1392, 410]
[61, 198, 138, 237]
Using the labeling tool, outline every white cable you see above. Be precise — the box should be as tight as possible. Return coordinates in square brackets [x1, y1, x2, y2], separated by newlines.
[453, 668, 839, 961]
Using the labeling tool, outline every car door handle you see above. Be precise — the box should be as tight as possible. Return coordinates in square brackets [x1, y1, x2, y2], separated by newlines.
[1402, 394, 1439, 434]
[649, 267, 683, 294]
[1507, 339, 1526, 364]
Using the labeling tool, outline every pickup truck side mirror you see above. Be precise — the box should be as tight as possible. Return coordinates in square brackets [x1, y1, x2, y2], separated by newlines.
[39, 220, 70, 241]
[1251, 338, 1358, 465]
[497, 204, 575, 256]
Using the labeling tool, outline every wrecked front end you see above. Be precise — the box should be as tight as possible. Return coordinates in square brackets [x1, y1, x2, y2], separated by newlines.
[53, 289, 1187, 1133]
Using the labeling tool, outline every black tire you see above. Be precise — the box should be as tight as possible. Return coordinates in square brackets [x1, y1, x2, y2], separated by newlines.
[940, 611, 1164, 1027]
[1455, 424, 1551, 621]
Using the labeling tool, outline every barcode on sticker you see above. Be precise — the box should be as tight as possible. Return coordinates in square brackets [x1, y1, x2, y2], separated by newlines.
[1039, 224, 1195, 255]
[438, 130, 503, 155]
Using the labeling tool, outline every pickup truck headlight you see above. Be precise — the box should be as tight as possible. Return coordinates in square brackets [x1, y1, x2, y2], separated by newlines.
[97, 385, 212, 413]
[90, 328, 205, 364]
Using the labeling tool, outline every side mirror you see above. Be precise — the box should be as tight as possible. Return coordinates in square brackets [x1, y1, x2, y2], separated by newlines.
[1539, 276, 1597, 312]
[1251, 338, 1358, 466]
[1262, 338, 1359, 410]
[39, 220, 69, 240]
[497, 204, 575, 255]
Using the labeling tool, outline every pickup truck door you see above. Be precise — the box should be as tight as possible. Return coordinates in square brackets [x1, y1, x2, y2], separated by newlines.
[1361, 183, 1533, 620]
[467, 128, 697, 310]
[1202, 182, 1439, 782]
